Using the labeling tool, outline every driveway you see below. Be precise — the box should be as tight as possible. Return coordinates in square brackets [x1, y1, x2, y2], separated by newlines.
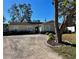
[3, 34, 63, 59]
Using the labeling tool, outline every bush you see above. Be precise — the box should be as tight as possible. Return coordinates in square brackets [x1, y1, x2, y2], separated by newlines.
[45, 32, 49, 35]
[48, 33, 55, 41]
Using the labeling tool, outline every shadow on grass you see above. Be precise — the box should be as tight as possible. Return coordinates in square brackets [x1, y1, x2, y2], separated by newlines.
[47, 40, 76, 47]
[61, 41, 76, 47]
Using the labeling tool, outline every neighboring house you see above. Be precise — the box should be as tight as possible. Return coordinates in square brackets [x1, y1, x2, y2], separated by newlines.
[66, 19, 76, 33]
[67, 26, 76, 32]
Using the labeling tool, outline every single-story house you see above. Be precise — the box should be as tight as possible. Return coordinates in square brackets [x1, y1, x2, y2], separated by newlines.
[7, 20, 55, 33]
[8, 22, 42, 33]
[39, 21, 55, 33]
[4, 19, 75, 34]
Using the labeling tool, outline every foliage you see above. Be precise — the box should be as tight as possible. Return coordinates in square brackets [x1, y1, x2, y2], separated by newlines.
[57, 0, 76, 28]
[3, 16, 6, 23]
[3, 24, 8, 28]
[52, 0, 76, 43]
[48, 33, 55, 41]
[3, 24, 9, 32]
[53, 0, 76, 22]
[8, 3, 32, 23]
[58, 0, 76, 15]
[45, 32, 49, 35]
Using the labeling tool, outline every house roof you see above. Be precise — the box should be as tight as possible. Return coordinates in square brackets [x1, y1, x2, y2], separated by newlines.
[10, 22, 43, 25]
[9, 20, 61, 26]
[41, 20, 54, 25]
[41, 20, 61, 26]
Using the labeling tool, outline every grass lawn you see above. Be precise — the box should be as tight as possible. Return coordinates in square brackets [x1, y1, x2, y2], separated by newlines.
[52, 33, 76, 59]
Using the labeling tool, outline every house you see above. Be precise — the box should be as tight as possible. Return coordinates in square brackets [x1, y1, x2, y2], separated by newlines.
[67, 26, 75, 32]
[39, 21, 55, 33]
[8, 22, 42, 33]
[7, 20, 56, 34]
[66, 19, 76, 33]
[4, 19, 75, 34]
[59, 15, 76, 33]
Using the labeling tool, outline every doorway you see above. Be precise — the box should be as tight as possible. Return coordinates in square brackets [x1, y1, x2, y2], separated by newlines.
[35, 26, 39, 33]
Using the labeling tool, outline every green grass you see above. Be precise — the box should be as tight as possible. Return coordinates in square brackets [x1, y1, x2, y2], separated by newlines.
[52, 33, 76, 59]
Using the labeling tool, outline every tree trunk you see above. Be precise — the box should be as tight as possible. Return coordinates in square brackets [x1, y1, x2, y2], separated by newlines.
[54, 0, 62, 43]
[75, 24, 76, 32]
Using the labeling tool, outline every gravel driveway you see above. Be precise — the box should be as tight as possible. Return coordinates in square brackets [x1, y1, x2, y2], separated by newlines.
[3, 34, 63, 59]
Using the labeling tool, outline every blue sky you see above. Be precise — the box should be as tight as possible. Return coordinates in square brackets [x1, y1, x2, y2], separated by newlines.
[3, 0, 63, 23]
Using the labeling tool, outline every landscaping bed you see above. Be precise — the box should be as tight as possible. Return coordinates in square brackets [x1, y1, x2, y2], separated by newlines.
[51, 33, 76, 59]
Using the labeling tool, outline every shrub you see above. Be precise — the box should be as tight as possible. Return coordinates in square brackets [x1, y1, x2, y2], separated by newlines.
[45, 32, 49, 35]
[48, 33, 55, 41]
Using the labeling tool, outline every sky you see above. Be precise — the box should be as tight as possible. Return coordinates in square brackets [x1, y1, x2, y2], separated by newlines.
[3, 0, 63, 23]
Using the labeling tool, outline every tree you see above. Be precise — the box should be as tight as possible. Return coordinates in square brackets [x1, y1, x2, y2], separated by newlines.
[52, 0, 76, 43]
[3, 16, 8, 32]
[59, 0, 76, 31]
[53, 0, 62, 43]
[3, 16, 6, 23]
[8, 4, 19, 23]
[19, 3, 32, 22]
[8, 3, 32, 23]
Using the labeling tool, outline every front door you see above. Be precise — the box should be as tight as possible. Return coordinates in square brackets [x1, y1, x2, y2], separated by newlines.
[35, 27, 39, 33]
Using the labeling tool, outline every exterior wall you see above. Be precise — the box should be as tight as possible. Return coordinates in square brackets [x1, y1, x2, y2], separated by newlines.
[39, 23, 55, 32]
[8, 22, 55, 32]
[8, 24, 38, 31]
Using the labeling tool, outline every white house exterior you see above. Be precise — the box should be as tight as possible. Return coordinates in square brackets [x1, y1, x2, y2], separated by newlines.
[8, 21, 55, 33]
[39, 21, 55, 32]
[4, 19, 76, 34]
[8, 22, 41, 32]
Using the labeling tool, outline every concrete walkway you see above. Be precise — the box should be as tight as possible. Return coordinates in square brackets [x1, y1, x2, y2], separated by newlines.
[3, 34, 63, 59]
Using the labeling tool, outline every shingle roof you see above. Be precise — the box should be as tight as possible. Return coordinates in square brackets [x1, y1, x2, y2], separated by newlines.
[10, 22, 43, 25]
